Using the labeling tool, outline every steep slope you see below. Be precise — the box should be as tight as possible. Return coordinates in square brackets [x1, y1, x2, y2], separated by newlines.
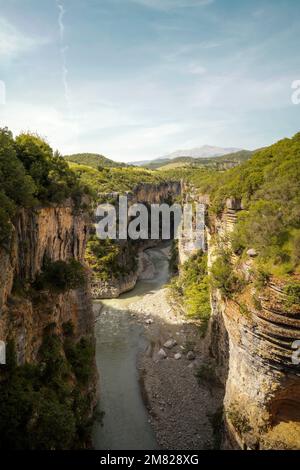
[0, 129, 96, 450]
[178, 131, 300, 449]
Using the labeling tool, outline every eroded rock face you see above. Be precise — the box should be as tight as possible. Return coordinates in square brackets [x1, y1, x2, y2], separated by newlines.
[178, 186, 300, 449]
[90, 182, 181, 299]
[0, 203, 94, 363]
[91, 272, 138, 299]
[206, 200, 300, 450]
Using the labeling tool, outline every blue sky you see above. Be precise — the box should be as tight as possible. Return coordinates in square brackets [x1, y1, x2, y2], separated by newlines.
[0, 0, 299, 161]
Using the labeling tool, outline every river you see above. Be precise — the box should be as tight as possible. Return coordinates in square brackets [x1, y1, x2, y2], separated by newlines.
[92, 245, 171, 450]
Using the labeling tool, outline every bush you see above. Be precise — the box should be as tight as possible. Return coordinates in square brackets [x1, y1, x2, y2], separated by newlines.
[170, 251, 211, 335]
[34, 259, 85, 292]
[284, 282, 300, 308]
[85, 236, 137, 281]
[210, 251, 243, 297]
[64, 337, 95, 386]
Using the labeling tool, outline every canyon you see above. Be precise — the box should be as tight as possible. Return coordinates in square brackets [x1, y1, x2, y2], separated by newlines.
[90, 181, 300, 449]
[0, 179, 299, 449]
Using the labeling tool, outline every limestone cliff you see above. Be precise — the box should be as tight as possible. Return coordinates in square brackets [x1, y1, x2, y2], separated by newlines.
[90, 181, 181, 299]
[177, 182, 300, 450]
[0, 203, 93, 362]
[206, 199, 300, 450]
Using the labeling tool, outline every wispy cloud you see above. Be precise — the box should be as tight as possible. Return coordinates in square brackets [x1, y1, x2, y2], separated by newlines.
[57, 1, 65, 40]
[56, 1, 71, 109]
[130, 0, 214, 11]
[0, 17, 46, 59]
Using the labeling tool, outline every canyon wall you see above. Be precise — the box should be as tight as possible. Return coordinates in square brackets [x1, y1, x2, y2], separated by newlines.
[207, 199, 300, 450]
[178, 183, 300, 450]
[90, 181, 181, 299]
[0, 201, 95, 370]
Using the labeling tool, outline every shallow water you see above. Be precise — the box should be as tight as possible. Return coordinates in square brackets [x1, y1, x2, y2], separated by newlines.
[92, 245, 170, 450]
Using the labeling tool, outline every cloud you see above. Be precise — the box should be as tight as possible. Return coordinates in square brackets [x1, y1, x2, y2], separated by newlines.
[56, 1, 71, 109]
[131, 0, 214, 11]
[57, 1, 65, 40]
[0, 17, 46, 59]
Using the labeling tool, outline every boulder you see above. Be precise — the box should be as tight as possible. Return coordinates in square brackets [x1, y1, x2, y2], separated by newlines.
[187, 351, 196, 361]
[164, 339, 177, 349]
[174, 353, 182, 360]
[157, 348, 167, 360]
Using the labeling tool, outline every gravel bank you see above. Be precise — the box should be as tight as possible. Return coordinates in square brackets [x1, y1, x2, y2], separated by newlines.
[128, 260, 224, 450]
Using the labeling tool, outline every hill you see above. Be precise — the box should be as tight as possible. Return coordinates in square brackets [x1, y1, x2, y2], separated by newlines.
[184, 132, 300, 276]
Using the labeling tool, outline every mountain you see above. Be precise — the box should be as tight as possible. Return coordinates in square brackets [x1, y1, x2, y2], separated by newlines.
[160, 145, 243, 160]
[141, 150, 251, 170]
[64, 153, 126, 169]
[157, 150, 253, 170]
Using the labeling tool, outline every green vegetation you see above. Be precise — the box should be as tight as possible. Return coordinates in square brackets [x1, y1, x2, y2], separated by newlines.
[64, 337, 95, 386]
[170, 251, 211, 335]
[210, 250, 244, 297]
[68, 161, 171, 201]
[166, 132, 300, 278]
[284, 282, 300, 308]
[0, 128, 84, 245]
[85, 236, 138, 280]
[226, 403, 252, 436]
[0, 327, 95, 450]
[144, 150, 252, 170]
[64, 152, 126, 169]
[34, 259, 85, 292]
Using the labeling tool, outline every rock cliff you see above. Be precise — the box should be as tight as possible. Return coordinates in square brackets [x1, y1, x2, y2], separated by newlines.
[0, 203, 93, 362]
[177, 183, 300, 449]
[206, 199, 300, 450]
[90, 181, 181, 299]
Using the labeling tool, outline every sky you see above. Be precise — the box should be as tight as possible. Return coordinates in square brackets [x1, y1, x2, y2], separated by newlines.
[0, 0, 300, 162]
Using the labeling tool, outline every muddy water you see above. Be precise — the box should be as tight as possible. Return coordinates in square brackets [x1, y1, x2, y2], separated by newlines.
[92, 245, 170, 450]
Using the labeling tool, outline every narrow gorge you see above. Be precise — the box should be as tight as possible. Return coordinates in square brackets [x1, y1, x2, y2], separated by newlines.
[0, 129, 299, 451]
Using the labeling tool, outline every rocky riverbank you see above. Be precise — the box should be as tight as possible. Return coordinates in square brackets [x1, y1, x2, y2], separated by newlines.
[127, 246, 224, 450]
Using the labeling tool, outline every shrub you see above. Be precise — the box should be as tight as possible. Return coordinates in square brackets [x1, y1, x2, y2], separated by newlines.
[85, 236, 137, 280]
[284, 282, 300, 308]
[169, 251, 211, 335]
[210, 251, 243, 297]
[34, 259, 85, 292]
[64, 337, 95, 386]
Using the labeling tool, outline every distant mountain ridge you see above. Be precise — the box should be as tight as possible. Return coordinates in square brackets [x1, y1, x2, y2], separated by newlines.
[160, 145, 243, 160]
